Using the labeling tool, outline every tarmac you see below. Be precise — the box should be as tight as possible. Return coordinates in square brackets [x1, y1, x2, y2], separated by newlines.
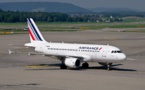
[0, 30, 145, 90]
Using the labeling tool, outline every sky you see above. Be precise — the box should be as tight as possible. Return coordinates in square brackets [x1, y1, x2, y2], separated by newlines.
[0, 0, 145, 11]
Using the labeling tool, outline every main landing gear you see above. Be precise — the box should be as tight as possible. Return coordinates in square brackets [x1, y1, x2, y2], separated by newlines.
[60, 62, 112, 70]
[60, 63, 67, 69]
[82, 62, 89, 69]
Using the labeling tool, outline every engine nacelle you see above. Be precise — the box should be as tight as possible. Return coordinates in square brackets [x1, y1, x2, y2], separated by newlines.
[64, 57, 80, 68]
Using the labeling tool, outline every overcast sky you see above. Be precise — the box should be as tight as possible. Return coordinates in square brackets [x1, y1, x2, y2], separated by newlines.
[0, 0, 145, 11]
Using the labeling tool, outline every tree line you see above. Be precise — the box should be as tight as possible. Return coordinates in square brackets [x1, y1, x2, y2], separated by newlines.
[0, 10, 87, 23]
[1, 9, 144, 23]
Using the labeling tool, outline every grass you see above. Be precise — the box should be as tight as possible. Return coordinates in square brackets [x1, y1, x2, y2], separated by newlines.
[0, 17, 145, 33]
[123, 17, 145, 22]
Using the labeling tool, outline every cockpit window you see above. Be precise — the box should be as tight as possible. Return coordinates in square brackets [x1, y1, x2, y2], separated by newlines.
[111, 50, 122, 53]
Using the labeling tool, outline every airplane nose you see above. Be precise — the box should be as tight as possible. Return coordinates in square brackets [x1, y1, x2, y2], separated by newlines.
[120, 53, 126, 60]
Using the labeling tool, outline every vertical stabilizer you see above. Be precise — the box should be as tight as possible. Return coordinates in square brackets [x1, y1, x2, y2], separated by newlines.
[27, 18, 45, 42]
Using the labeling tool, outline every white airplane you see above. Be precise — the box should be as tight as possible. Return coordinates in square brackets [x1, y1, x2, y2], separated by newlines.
[25, 18, 126, 70]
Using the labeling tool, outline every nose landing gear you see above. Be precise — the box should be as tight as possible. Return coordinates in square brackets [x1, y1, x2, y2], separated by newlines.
[107, 63, 112, 70]
[98, 62, 112, 70]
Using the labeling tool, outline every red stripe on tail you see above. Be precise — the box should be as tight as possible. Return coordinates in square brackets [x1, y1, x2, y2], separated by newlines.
[28, 28, 35, 41]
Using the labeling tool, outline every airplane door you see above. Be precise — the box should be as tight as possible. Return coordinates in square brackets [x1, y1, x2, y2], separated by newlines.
[102, 48, 106, 57]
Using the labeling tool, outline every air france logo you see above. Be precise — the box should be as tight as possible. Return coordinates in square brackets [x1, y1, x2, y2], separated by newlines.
[79, 46, 102, 50]
[99, 47, 102, 50]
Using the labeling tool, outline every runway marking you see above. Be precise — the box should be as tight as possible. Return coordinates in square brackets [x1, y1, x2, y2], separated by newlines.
[127, 58, 137, 61]
[26, 65, 49, 69]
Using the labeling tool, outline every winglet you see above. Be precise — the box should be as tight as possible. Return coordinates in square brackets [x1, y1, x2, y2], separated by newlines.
[8, 50, 16, 55]
[8, 50, 12, 55]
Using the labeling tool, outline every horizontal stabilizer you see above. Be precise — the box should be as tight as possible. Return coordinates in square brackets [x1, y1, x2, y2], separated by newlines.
[25, 43, 35, 47]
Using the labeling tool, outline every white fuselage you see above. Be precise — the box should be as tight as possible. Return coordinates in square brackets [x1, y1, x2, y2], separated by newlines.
[34, 41, 126, 63]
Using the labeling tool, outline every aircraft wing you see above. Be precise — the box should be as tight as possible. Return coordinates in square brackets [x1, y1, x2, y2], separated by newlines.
[29, 52, 85, 61]
[8, 50, 84, 60]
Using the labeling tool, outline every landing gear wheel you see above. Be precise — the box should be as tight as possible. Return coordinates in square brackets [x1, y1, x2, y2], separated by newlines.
[82, 62, 89, 69]
[107, 63, 112, 71]
[60, 64, 67, 69]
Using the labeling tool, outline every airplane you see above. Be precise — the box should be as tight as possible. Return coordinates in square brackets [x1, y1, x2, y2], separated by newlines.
[25, 18, 126, 70]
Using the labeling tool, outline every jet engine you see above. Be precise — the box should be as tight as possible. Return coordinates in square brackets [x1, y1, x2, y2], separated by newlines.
[64, 57, 80, 68]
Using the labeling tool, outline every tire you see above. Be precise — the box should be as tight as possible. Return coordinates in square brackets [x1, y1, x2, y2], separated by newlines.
[82, 62, 89, 68]
[60, 64, 67, 69]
